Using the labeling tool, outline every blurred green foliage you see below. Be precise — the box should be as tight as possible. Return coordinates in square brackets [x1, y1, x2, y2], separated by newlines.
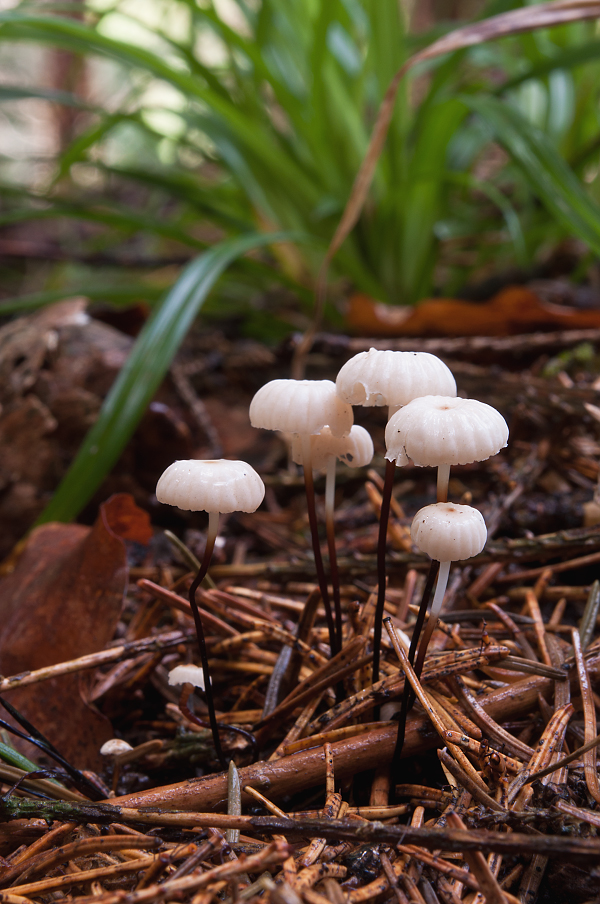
[2, 0, 600, 520]
[2, 0, 600, 313]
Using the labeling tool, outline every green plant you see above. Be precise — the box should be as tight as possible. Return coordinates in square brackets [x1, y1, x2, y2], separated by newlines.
[2, 0, 600, 316]
[3, 1, 600, 523]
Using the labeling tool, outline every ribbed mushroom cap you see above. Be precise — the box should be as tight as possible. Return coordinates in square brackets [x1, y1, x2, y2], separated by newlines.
[385, 395, 508, 467]
[156, 459, 265, 513]
[250, 379, 352, 437]
[411, 503, 487, 562]
[290, 424, 374, 471]
[168, 664, 205, 690]
[336, 349, 456, 409]
[100, 739, 133, 757]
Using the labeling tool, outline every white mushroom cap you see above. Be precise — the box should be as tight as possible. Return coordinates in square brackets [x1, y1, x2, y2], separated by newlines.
[336, 349, 456, 410]
[100, 739, 134, 757]
[290, 425, 374, 471]
[167, 664, 206, 690]
[411, 503, 487, 562]
[249, 379, 353, 437]
[385, 396, 509, 467]
[156, 460, 265, 513]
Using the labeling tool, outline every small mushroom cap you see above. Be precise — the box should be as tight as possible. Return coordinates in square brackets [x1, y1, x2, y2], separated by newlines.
[411, 503, 487, 562]
[290, 425, 374, 471]
[336, 349, 456, 410]
[100, 739, 133, 757]
[250, 379, 352, 437]
[168, 664, 206, 689]
[156, 460, 265, 513]
[385, 396, 508, 467]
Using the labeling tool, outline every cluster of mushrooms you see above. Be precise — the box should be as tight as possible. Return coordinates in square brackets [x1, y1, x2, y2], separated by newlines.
[156, 348, 509, 772]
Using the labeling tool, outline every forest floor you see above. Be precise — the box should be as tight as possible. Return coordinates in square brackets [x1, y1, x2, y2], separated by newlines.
[0, 295, 599, 904]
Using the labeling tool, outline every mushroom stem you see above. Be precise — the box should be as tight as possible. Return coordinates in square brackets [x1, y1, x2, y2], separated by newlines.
[373, 457, 396, 688]
[413, 559, 451, 680]
[301, 434, 338, 655]
[188, 512, 227, 770]
[391, 559, 439, 775]
[325, 456, 343, 650]
[436, 463, 450, 503]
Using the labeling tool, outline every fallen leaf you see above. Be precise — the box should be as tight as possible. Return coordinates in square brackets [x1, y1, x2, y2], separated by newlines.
[346, 286, 600, 337]
[0, 494, 152, 770]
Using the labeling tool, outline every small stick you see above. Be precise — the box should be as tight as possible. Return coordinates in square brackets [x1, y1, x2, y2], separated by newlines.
[525, 730, 600, 783]
[570, 628, 600, 803]
[226, 761, 241, 845]
[525, 590, 552, 666]
[446, 812, 508, 904]
[392, 561, 440, 764]
[437, 749, 505, 813]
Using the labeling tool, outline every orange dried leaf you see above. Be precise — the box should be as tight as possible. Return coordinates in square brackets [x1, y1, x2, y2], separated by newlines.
[346, 286, 600, 337]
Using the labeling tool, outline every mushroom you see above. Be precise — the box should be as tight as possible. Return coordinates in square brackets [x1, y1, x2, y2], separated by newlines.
[100, 738, 133, 794]
[156, 459, 265, 769]
[410, 502, 488, 671]
[336, 349, 457, 686]
[393, 502, 487, 767]
[168, 662, 257, 760]
[336, 348, 456, 419]
[250, 379, 353, 654]
[385, 395, 509, 502]
[291, 425, 374, 648]
[385, 395, 508, 707]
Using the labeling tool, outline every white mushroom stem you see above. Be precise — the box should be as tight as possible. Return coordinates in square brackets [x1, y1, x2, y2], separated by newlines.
[437, 464, 450, 503]
[300, 434, 338, 654]
[413, 559, 451, 678]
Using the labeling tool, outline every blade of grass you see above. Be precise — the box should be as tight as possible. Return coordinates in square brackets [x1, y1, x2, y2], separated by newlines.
[36, 231, 300, 525]
[462, 92, 600, 256]
[294, 0, 600, 375]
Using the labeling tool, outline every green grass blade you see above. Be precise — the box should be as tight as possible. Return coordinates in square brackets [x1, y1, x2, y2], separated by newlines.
[462, 93, 600, 257]
[36, 231, 298, 525]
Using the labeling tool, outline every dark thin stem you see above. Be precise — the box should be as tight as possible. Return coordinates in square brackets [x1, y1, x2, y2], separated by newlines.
[303, 457, 337, 656]
[373, 458, 396, 688]
[188, 523, 227, 771]
[390, 559, 440, 788]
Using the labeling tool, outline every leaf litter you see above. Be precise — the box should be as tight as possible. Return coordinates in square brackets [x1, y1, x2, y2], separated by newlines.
[0, 322, 599, 903]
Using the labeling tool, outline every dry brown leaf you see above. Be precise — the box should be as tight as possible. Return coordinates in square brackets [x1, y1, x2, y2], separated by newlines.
[0, 493, 152, 769]
[346, 285, 600, 337]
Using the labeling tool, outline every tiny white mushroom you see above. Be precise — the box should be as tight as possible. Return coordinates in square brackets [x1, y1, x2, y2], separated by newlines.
[411, 502, 487, 674]
[168, 664, 205, 690]
[250, 379, 353, 438]
[336, 350, 457, 685]
[100, 739, 133, 758]
[385, 395, 508, 501]
[250, 380, 353, 654]
[336, 349, 457, 418]
[100, 738, 133, 795]
[156, 458, 264, 769]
